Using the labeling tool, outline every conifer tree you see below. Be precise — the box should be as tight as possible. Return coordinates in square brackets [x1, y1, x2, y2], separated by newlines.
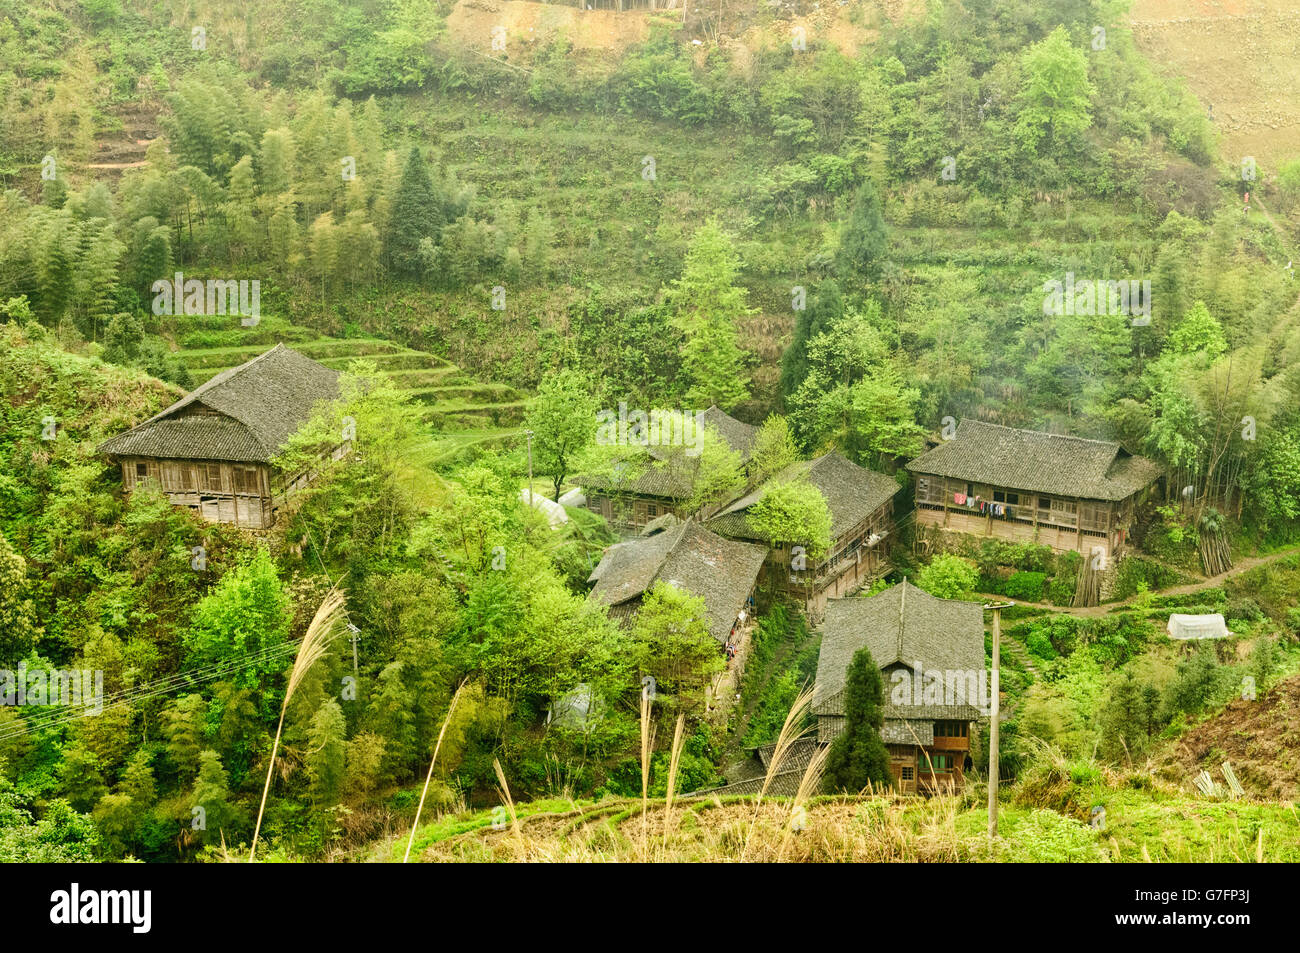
[824, 646, 891, 792]
[386, 146, 442, 276]
[835, 182, 886, 281]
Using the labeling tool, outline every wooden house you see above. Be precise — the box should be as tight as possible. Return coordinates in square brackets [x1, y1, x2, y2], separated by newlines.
[905, 420, 1162, 560]
[586, 520, 768, 647]
[580, 406, 759, 531]
[98, 344, 344, 528]
[812, 581, 986, 795]
[706, 451, 899, 620]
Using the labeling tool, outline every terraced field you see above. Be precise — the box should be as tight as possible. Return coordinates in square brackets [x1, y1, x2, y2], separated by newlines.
[167, 316, 530, 465]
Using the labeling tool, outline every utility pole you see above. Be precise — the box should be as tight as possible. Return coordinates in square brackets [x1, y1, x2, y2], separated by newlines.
[984, 601, 1014, 840]
[346, 623, 361, 675]
[525, 429, 535, 507]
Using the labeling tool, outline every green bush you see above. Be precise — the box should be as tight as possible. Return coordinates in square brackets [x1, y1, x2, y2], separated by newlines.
[1226, 598, 1265, 623]
[1025, 630, 1057, 662]
[1005, 571, 1048, 602]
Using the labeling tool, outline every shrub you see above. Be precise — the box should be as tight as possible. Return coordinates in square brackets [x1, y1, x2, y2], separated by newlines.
[1025, 630, 1057, 661]
[1005, 571, 1048, 602]
[1226, 598, 1265, 623]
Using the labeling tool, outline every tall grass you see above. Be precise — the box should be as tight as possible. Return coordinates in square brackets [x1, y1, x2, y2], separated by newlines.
[249, 588, 346, 862]
[403, 680, 468, 863]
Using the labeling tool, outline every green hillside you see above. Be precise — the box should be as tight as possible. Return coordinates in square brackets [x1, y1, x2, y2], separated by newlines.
[2, 0, 1300, 866]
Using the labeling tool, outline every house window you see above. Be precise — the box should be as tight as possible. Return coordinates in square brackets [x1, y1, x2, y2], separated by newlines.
[200, 463, 223, 491]
[993, 490, 1020, 505]
[900, 767, 914, 781]
[135, 463, 148, 479]
[934, 721, 969, 737]
[233, 467, 259, 494]
[647, 504, 658, 517]
[929, 754, 953, 772]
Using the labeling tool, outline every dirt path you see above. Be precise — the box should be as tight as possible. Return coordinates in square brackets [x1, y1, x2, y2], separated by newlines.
[986, 546, 1300, 618]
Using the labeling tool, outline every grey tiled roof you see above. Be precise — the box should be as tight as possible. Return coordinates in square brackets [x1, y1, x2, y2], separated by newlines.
[697, 406, 759, 461]
[98, 344, 340, 463]
[707, 451, 899, 542]
[882, 720, 934, 746]
[579, 407, 758, 500]
[905, 419, 1162, 501]
[811, 580, 985, 716]
[639, 513, 682, 536]
[699, 738, 821, 797]
[587, 521, 767, 644]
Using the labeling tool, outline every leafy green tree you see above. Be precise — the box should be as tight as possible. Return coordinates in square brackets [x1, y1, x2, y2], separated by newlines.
[190, 750, 244, 845]
[683, 425, 746, 514]
[750, 414, 801, 483]
[345, 732, 387, 795]
[824, 647, 891, 792]
[786, 304, 925, 465]
[276, 364, 423, 572]
[526, 368, 598, 501]
[665, 221, 752, 409]
[0, 532, 40, 662]
[748, 478, 832, 562]
[306, 698, 347, 805]
[365, 661, 417, 779]
[162, 694, 207, 782]
[57, 742, 107, 812]
[1014, 27, 1095, 155]
[1246, 422, 1300, 532]
[630, 582, 723, 708]
[915, 554, 979, 600]
[780, 279, 843, 399]
[0, 779, 100, 861]
[1167, 300, 1227, 357]
[184, 548, 290, 689]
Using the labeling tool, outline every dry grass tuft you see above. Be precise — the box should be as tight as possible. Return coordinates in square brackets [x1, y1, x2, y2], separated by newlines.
[250, 588, 346, 862]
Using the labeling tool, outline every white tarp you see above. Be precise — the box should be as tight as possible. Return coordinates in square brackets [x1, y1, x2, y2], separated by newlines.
[520, 488, 568, 529]
[547, 683, 604, 730]
[1167, 613, 1231, 640]
[557, 487, 586, 507]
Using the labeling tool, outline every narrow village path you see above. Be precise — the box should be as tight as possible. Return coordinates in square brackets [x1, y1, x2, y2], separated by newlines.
[979, 545, 1300, 619]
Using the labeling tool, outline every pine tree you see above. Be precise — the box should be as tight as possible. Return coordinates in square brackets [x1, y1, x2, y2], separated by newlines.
[835, 182, 887, 281]
[824, 647, 892, 792]
[386, 146, 442, 277]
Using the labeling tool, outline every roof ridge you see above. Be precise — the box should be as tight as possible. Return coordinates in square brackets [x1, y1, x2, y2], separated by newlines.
[961, 418, 1119, 450]
[144, 343, 291, 426]
[897, 578, 907, 660]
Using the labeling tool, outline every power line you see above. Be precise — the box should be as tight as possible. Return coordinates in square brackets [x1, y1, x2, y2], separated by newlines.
[0, 639, 304, 743]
